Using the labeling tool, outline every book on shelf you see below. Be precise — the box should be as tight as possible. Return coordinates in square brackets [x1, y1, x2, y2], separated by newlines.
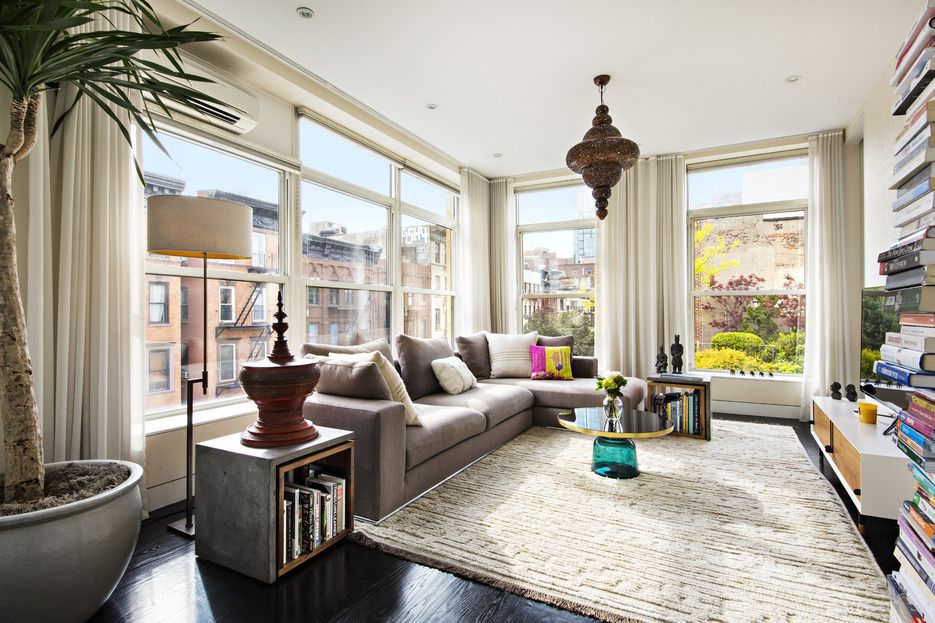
[901, 210, 935, 237]
[894, 58, 935, 117]
[887, 331, 935, 352]
[882, 344, 935, 372]
[887, 571, 926, 623]
[655, 372, 707, 383]
[901, 421, 935, 457]
[894, 3, 935, 85]
[879, 238, 935, 264]
[902, 411, 935, 444]
[887, 266, 935, 290]
[904, 324, 935, 337]
[653, 389, 701, 435]
[884, 287, 935, 313]
[898, 169, 935, 211]
[899, 191, 935, 230]
[903, 313, 935, 328]
[875, 360, 935, 388]
[882, 252, 935, 276]
[284, 498, 295, 564]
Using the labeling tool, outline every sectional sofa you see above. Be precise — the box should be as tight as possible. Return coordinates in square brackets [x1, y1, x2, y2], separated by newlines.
[301, 333, 647, 521]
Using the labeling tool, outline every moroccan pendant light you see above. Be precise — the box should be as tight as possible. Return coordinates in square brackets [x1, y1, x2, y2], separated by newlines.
[566, 75, 640, 220]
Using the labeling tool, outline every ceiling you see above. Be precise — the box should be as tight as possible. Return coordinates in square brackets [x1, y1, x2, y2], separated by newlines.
[186, 0, 919, 178]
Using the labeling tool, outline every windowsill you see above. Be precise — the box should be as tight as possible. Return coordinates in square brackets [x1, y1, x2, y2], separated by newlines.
[144, 400, 257, 436]
[687, 369, 804, 382]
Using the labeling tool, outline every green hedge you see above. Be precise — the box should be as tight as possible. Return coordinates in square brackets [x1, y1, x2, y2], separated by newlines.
[710, 332, 764, 356]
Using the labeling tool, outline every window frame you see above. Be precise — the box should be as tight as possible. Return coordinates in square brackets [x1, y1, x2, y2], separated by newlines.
[298, 115, 458, 344]
[252, 288, 266, 325]
[514, 182, 596, 337]
[143, 121, 295, 420]
[686, 150, 808, 375]
[217, 342, 237, 383]
[180, 285, 189, 323]
[148, 281, 170, 325]
[218, 285, 236, 324]
[147, 345, 172, 393]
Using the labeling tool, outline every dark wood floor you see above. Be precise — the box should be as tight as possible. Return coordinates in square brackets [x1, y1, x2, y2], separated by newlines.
[89, 415, 897, 623]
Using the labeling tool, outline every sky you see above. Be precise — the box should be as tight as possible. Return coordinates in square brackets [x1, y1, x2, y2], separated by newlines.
[688, 157, 808, 209]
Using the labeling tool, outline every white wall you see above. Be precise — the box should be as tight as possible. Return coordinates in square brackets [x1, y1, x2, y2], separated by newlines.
[855, 61, 903, 286]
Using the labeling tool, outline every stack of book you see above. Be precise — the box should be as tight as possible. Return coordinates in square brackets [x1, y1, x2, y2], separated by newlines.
[282, 464, 347, 565]
[874, 304, 935, 388]
[651, 389, 702, 435]
[892, 390, 935, 621]
[886, 5, 935, 620]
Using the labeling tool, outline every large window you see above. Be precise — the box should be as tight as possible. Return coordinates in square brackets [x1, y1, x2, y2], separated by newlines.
[142, 130, 281, 417]
[515, 185, 595, 356]
[299, 117, 457, 345]
[689, 155, 808, 374]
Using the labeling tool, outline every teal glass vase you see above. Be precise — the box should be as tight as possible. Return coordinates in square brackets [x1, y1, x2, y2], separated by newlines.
[592, 437, 638, 479]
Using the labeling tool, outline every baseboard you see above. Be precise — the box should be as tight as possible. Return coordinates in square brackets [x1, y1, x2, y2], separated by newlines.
[712, 400, 801, 419]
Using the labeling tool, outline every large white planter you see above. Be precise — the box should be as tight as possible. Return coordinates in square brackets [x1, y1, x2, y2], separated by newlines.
[0, 460, 143, 623]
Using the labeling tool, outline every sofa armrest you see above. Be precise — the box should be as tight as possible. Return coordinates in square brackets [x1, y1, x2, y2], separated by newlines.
[303, 393, 407, 521]
[572, 356, 598, 379]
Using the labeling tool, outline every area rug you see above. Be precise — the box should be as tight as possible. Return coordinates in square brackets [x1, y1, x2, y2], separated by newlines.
[352, 420, 889, 623]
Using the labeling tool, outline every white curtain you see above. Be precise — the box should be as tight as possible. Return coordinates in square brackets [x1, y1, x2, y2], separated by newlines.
[45, 9, 146, 464]
[802, 131, 854, 419]
[596, 155, 687, 378]
[489, 178, 517, 333]
[456, 169, 491, 334]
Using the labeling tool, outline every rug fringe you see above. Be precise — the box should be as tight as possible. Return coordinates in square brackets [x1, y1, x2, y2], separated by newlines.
[349, 531, 646, 623]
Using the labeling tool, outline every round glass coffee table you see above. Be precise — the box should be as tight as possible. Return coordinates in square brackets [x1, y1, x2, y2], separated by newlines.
[557, 407, 673, 479]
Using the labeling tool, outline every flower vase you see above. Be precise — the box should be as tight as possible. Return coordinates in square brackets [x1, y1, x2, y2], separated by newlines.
[603, 394, 623, 420]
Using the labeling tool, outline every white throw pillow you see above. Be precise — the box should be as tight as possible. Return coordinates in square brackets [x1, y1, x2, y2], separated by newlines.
[328, 351, 422, 426]
[485, 331, 539, 378]
[431, 356, 478, 395]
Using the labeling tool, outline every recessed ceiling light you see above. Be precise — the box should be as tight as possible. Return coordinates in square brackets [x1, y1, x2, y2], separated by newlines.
[426, 103, 438, 110]
[493, 153, 503, 158]
[296, 6, 315, 19]
[785, 75, 801, 83]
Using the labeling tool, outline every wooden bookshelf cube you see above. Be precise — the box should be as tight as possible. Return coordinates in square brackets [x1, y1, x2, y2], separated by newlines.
[645, 375, 712, 440]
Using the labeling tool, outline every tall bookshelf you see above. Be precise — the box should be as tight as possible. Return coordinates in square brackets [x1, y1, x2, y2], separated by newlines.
[883, 2, 935, 621]
[646, 375, 712, 441]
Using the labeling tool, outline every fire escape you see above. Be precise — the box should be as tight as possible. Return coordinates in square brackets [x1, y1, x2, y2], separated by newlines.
[214, 281, 272, 397]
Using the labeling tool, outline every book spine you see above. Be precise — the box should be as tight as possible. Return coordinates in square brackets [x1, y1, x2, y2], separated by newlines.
[910, 399, 935, 428]
[898, 193, 935, 228]
[903, 411, 935, 439]
[881, 239, 931, 263]
[912, 463, 935, 498]
[884, 287, 928, 313]
[908, 500, 935, 540]
[899, 537, 935, 589]
[883, 253, 927, 274]
[897, 437, 926, 468]
[285, 499, 294, 563]
[900, 431, 928, 459]
[889, 332, 935, 351]
[882, 344, 926, 371]
[903, 421, 935, 449]
[901, 515, 935, 568]
[876, 360, 913, 385]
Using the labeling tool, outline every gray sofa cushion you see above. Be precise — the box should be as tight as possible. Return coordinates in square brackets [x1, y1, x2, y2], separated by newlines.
[455, 332, 491, 379]
[415, 383, 534, 430]
[406, 404, 487, 470]
[537, 335, 574, 349]
[303, 338, 393, 361]
[396, 335, 454, 400]
[481, 377, 604, 409]
[482, 376, 647, 411]
[316, 359, 392, 400]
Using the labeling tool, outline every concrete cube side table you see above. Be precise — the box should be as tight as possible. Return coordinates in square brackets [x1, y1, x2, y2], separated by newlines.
[195, 426, 354, 583]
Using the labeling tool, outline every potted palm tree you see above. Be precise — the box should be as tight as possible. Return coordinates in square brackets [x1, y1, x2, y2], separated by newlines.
[0, 2, 221, 620]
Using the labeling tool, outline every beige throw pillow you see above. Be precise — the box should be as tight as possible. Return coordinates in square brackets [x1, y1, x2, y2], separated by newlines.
[485, 331, 538, 378]
[329, 351, 421, 426]
[431, 356, 477, 395]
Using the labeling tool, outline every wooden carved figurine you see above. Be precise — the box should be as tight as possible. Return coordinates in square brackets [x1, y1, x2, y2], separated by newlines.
[830, 382, 842, 400]
[655, 346, 668, 374]
[844, 384, 858, 402]
[670, 335, 684, 374]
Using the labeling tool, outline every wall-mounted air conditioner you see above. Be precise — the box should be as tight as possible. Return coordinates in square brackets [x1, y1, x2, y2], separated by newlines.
[140, 51, 259, 135]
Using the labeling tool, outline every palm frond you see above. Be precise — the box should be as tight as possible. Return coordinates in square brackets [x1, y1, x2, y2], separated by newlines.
[0, 0, 224, 179]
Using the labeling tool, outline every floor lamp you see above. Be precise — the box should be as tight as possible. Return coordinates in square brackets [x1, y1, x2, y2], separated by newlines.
[148, 195, 253, 538]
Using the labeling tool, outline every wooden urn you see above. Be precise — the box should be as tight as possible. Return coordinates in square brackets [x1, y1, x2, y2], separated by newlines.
[240, 291, 320, 447]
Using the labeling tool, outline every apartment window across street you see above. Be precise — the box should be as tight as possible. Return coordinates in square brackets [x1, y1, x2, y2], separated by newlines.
[180, 286, 189, 322]
[148, 347, 171, 392]
[148, 281, 169, 324]
[218, 343, 237, 382]
[142, 129, 280, 417]
[515, 184, 595, 356]
[688, 154, 807, 374]
[219, 286, 235, 323]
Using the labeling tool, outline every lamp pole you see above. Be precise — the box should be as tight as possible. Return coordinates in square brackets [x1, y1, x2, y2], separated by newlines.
[168, 251, 208, 538]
